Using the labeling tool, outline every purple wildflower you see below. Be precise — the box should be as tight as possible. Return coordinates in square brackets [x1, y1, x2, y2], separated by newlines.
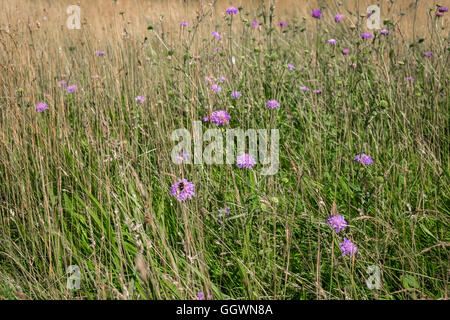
[231, 91, 242, 99]
[287, 63, 295, 70]
[136, 96, 145, 104]
[342, 49, 350, 55]
[379, 29, 390, 35]
[327, 215, 347, 233]
[354, 154, 373, 165]
[95, 50, 105, 56]
[35, 102, 48, 112]
[300, 86, 309, 91]
[170, 178, 195, 202]
[196, 291, 204, 300]
[339, 238, 357, 257]
[57, 80, 67, 87]
[226, 6, 239, 15]
[405, 77, 414, 83]
[361, 32, 374, 39]
[423, 52, 433, 57]
[312, 9, 322, 19]
[176, 152, 191, 162]
[438, 7, 448, 12]
[251, 20, 259, 27]
[328, 39, 337, 45]
[209, 110, 231, 126]
[179, 21, 189, 27]
[335, 14, 344, 22]
[218, 206, 231, 217]
[211, 84, 222, 93]
[220, 76, 227, 83]
[212, 31, 221, 40]
[202, 117, 210, 122]
[436, 11, 444, 16]
[266, 100, 280, 109]
[66, 85, 77, 93]
[313, 90, 322, 94]
[236, 153, 257, 169]
[278, 21, 286, 28]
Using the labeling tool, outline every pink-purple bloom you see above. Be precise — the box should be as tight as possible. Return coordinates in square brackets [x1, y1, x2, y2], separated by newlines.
[196, 291, 204, 300]
[57, 80, 67, 87]
[278, 21, 286, 28]
[328, 39, 337, 45]
[339, 238, 357, 257]
[212, 31, 221, 39]
[236, 153, 257, 169]
[354, 154, 373, 165]
[211, 84, 222, 93]
[266, 100, 280, 109]
[95, 50, 105, 56]
[35, 102, 48, 112]
[312, 9, 322, 19]
[423, 52, 433, 57]
[300, 86, 309, 91]
[179, 21, 189, 27]
[342, 49, 350, 55]
[287, 63, 295, 70]
[335, 14, 344, 22]
[226, 6, 239, 15]
[136, 96, 145, 104]
[218, 206, 231, 217]
[171, 179, 195, 202]
[327, 215, 347, 233]
[438, 7, 448, 12]
[405, 77, 414, 83]
[66, 85, 77, 93]
[313, 90, 322, 94]
[251, 20, 259, 27]
[231, 91, 242, 99]
[379, 29, 390, 35]
[209, 110, 231, 126]
[361, 32, 374, 39]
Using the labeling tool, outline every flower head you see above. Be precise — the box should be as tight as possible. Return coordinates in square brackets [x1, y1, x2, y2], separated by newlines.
[328, 39, 337, 45]
[312, 9, 322, 19]
[423, 52, 433, 57]
[218, 206, 231, 217]
[226, 6, 239, 15]
[251, 20, 259, 27]
[66, 85, 77, 93]
[212, 31, 221, 39]
[354, 153, 373, 165]
[278, 21, 286, 28]
[136, 96, 145, 104]
[211, 83, 222, 93]
[209, 110, 231, 126]
[266, 100, 280, 109]
[220, 76, 227, 83]
[57, 80, 67, 87]
[339, 238, 357, 257]
[335, 14, 344, 22]
[405, 77, 414, 83]
[379, 29, 390, 35]
[171, 179, 195, 202]
[342, 49, 350, 55]
[95, 50, 105, 56]
[287, 63, 295, 70]
[35, 101, 48, 112]
[231, 91, 242, 99]
[300, 86, 309, 91]
[179, 21, 189, 27]
[196, 291, 204, 300]
[313, 90, 322, 94]
[327, 215, 347, 233]
[361, 32, 374, 39]
[236, 153, 257, 169]
[438, 7, 448, 12]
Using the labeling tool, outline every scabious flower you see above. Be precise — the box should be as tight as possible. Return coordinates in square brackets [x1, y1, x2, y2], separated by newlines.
[202, 117, 210, 122]
[231, 91, 242, 99]
[339, 238, 357, 257]
[209, 110, 231, 126]
[57, 80, 67, 87]
[211, 83, 222, 93]
[312, 9, 322, 19]
[251, 20, 259, 27]
[313, 90, 322, 94]
[438, 7, 448, 12]
[196, 291, 204, 300]
[287, 63, 295, 70]
[136, 96, 145, 104]
[179, 21, 189, 27]
[226, 6, 239, 15]
[95, 50, 105, 56]
[212, 31, 221, 39]
[218, 206, 231, 217]
[176, 152, 190, 162]
[236, 153, 256, 169]
[300, 86, 309, 91]
[405, 77, 414, 83]
[335, 14, 344, 22]
[220, 76, 227, 83]
[266, 100, 280, 109]
[327, 215, 347, 233]
[66, 85, 77, 93]
[328, 39, 337, 45]
[379, 29, 390, 35]
[354, 153, 373, 165]
[278, 21, 286, 28]
[342, 49, 350, 55]
[171, 179, 195, 202]
[35, 101, 48, 112]
[361, 32, 374, 39]
[423, 52, 433, 57]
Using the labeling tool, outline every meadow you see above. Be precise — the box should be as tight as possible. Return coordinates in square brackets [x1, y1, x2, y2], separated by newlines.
[0, 0, 449, 300]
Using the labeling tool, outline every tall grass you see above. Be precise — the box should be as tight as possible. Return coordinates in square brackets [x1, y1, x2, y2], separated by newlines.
[0, 0, 448, 299]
